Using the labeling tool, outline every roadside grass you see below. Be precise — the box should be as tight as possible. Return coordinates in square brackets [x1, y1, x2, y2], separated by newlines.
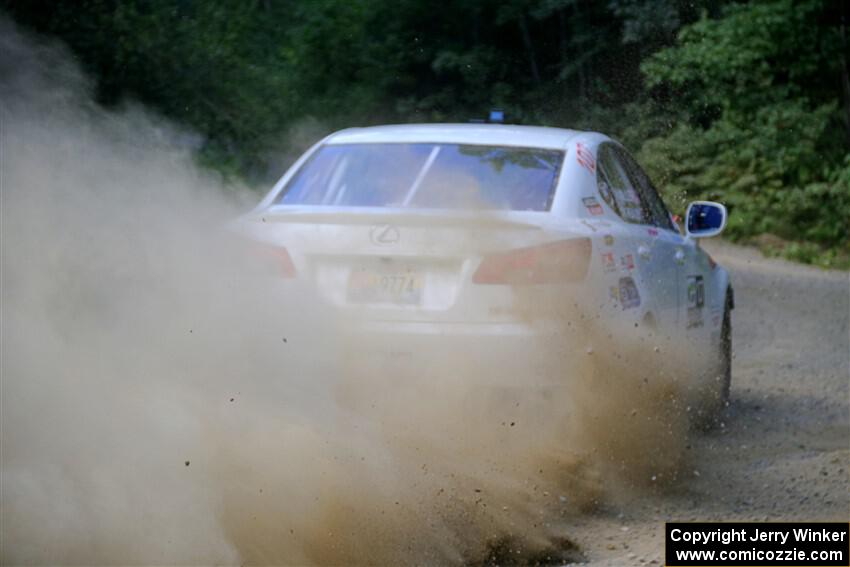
[742, 234, 850, 271]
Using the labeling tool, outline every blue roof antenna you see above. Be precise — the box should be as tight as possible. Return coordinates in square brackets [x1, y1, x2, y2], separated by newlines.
[488, 108, 505, 123]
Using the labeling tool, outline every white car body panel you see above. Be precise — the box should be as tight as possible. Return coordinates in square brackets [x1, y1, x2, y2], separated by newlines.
[236, 123, 732, 381]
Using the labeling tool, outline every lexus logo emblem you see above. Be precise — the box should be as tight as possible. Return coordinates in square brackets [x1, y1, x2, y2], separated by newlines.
[370, 224, 400, 245]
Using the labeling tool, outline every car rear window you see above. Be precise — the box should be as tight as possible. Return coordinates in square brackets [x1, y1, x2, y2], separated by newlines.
[276, 143, 563, 211]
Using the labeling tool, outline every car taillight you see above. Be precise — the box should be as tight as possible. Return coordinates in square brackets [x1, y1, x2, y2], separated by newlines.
[255, 243, 297, 278]
[472, 238, 591, 285]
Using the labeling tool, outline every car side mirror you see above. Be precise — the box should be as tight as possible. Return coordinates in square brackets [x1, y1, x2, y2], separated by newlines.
[685, 201, 727, 238]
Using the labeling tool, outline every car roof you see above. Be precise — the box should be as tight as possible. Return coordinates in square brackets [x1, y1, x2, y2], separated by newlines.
[325, 123, 584, 150]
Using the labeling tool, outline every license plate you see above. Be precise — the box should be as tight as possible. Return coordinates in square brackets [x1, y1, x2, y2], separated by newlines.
[348, 268, 423, 305]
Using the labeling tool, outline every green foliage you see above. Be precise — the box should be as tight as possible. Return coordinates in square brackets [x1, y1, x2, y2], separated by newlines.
[2, 0, 848, 266]
[2, 0, 302, 178]
[639, 0, 849, 266]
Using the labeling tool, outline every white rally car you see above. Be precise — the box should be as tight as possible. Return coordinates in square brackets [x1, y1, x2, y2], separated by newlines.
[235, 124, 733, 415]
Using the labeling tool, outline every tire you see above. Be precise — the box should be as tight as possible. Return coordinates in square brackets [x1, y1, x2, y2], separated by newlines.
[718, 293, 732, 408]
[693, 290, 732, 429]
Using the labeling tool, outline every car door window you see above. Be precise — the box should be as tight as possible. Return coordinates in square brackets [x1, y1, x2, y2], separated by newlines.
[596, 144, 650, 224]
[614, 146, 677, 232]
[595, 149, 620, 216]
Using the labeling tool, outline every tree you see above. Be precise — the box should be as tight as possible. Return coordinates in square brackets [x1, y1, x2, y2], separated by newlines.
[639, 0, 850, 265]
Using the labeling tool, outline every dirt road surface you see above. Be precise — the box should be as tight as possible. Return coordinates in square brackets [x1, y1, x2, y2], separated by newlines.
[558, 241, 849, 566]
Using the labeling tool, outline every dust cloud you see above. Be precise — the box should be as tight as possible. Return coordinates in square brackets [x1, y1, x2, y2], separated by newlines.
[1, 19, 703, 565]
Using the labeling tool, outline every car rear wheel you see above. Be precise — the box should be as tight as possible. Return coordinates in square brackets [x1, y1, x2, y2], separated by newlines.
[718, 294, 732, 408]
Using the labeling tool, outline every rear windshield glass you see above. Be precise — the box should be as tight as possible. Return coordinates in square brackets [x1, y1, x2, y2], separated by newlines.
[276, 143, 563, 211]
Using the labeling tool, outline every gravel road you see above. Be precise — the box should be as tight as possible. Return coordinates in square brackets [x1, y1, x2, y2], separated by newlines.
[561, 241, 850, 566]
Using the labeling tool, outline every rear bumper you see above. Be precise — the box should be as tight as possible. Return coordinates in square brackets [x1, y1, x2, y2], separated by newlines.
[357, 319, 543, 337]
[338, 319, 577, 386]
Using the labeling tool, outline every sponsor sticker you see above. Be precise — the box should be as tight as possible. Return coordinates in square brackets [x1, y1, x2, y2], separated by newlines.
[647, 227, 659, 237]
[601, 252, 617, 272]
[576, 142, 596, 173]
[620, 253, 635, 271]
[582, 196, 604, 215]
[687, 274, 705, 328]
[619, 276, 641, 310]
[603, 234, 614, 246]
